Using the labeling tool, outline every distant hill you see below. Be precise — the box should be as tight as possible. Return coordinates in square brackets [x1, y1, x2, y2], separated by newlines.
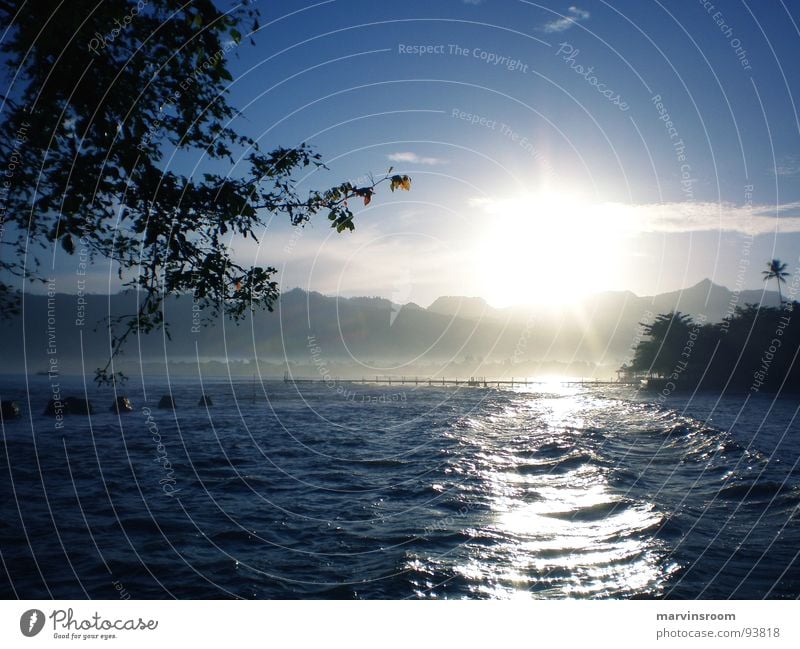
[427, 279, 781, 324]
[644, 278, 780, 320]
[427, 296, 492, 320]
[0, 280, 780, 378]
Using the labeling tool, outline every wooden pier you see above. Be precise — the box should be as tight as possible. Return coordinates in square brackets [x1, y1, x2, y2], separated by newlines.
[283, 374, 640, 388]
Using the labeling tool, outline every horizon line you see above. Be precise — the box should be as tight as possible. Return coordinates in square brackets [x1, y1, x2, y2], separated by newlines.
[13, 277, 781, 310]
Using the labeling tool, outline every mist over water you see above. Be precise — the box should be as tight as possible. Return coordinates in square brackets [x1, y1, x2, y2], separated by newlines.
[1, 375, 797, 599]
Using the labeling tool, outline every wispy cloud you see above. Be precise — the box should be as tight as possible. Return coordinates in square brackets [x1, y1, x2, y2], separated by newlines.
[542, 6, 591, 33]
[388, 151, 447, 166]
[472, 196, 800, 235]
[608, 201, 800, 235]
[462, 0, 483, 5]
[772, 154, 800, 177]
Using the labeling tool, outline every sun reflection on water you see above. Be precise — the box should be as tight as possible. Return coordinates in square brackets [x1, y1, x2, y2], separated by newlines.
[419, 386, 677, 599]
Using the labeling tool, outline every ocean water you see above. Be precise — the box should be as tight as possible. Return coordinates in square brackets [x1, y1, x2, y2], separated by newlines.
[0, 375, 798, 599]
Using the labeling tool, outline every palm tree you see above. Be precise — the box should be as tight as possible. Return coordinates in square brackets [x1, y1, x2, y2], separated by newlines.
[762, 259, 790, 304]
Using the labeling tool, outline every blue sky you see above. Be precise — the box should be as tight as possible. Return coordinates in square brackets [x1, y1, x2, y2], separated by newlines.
[39, 0, 800, 306]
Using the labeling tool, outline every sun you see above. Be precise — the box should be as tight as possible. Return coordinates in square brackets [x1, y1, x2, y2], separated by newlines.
[472, 191, 626, 307]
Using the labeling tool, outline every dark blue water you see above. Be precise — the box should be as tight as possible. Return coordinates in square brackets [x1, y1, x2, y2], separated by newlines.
[1, 375, 799, 599]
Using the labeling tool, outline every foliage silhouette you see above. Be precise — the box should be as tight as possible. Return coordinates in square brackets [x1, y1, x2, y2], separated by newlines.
[0, 0, 410, 384]
[762, 259, 790, 304]
[626, 300, 800, 393]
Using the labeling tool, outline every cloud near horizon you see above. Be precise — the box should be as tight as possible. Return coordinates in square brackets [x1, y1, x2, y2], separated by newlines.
[471, 197, 800, 236]
[542, 6, 591, 33]
[388, 151, 448, 166]
[609, 201, 800, 235]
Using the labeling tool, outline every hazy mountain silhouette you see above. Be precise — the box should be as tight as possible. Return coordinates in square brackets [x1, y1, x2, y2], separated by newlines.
[428, 296, 492, 320]
[428, 280, 780, 323]
[0, 280, 781, 377]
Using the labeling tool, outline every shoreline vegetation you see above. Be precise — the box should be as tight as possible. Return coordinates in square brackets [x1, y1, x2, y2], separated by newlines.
[622, 302, 800, 394]
[621, 259, 800, 395]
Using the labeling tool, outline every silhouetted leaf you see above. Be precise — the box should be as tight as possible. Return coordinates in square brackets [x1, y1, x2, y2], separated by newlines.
[61, 234, 74, 254]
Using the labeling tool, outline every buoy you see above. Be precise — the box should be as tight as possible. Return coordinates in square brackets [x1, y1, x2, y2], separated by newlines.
[111, 396, 134, 413]
[198, 395, 213, 407]
[0, 400, 22, 420]
[158, 395, 176, 409]
[65, 397, 94, 415]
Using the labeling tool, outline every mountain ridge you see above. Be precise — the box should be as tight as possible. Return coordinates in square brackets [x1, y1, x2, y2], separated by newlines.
[0, 279, 782, 377]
